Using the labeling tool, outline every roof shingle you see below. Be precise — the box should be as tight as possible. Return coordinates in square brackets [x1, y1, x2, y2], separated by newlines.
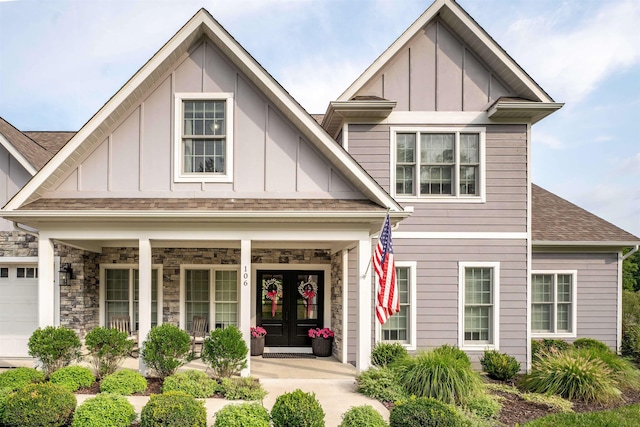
[0, 117, 53, 170]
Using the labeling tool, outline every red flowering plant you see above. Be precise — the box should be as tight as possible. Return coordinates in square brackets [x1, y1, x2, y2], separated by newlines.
[308, 327, 334, 339]
[250, 326, 267, 338]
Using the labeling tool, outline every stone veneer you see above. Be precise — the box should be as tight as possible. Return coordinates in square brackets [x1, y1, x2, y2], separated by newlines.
[330, 251, 344, 359]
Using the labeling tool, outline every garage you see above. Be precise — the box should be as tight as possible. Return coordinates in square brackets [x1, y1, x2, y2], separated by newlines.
[0, 264, 38, 358]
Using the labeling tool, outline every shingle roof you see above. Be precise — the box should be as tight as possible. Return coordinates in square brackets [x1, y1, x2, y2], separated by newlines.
[0, 117, 52, 170]
[532, 184, 639, 244]
[23, 131, 74, 155]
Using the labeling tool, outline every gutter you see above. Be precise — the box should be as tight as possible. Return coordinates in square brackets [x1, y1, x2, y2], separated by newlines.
[13, 221, 38, 237]
[622, 245, 639, 261]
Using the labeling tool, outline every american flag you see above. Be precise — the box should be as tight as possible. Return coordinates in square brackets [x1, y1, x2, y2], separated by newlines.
[373, 213, 398, 324]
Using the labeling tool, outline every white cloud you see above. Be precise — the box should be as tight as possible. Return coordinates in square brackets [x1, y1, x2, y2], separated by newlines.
[532, 130, 565, 149]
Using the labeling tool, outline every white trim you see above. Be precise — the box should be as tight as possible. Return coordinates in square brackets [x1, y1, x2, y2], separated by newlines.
[341, 249, 349, 363]
[173, 92, 234, 183]
[617, 251, 623, 353]
[526, 122, 532, 370]
[375, 261, 417, 350]
[54, 256, 61, 326]
[393, 232, 526, 240]
[0, 132, 37, 176]
[458, 261, 500, 351]
[342, 123, 349, 150]
[240, 240, 251, 377]
[530, 270, 578, 339]
[357, 238, 372, 373]
[0, 256, 39, 264]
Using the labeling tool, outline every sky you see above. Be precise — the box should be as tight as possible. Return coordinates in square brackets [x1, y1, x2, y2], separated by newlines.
[0, 0, 638, 237]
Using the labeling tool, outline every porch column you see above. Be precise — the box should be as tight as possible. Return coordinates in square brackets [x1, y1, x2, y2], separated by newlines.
[240, 239, 252, 377]
[38, 236, 55, 327]
[138, 238, 152, 375]
[356, 238, 372, 373]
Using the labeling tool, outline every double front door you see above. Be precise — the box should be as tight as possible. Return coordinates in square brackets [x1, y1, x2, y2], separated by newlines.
[257, 270, 324, 347]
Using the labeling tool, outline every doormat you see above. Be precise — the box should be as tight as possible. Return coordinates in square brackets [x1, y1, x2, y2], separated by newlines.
[262, 353, 316, 359]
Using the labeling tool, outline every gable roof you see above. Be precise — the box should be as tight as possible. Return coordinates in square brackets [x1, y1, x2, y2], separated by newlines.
[23, 131, 74, 156]
[532, 184, 639, 246]
[0, 117, 53, 174]
[4, 9, 403, 215]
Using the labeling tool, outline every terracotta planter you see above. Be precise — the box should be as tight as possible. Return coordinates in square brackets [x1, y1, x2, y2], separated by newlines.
[251, 336, 265, 356]
[311, 337, 333, 357]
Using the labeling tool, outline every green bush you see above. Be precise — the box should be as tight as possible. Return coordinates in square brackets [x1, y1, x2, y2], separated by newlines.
[572, 338, 611, 353]
[576, 347, 640, 391]
[99, 369, 147, 395]
[49, 365, 95, 392]
[162, 369, 219, 398]
[339, 405, 387, 427]
[271, 389, 325, 427]
[480, 349, 521, 381]
[27, 326, 82, 377]
[356, 366, 406, 402]
[71, 393, 136, 427]
[520, 350, 621, 403]
[622, 324, 640, 363]
[214, 402, 270, 427]
[140, 391, 206, 427]
[463, 394, 502, 420]
[431, 344, 471, 366]
[531, 338, 570, 362]
[395, 347, 483, 405]
[389, 397, 467, 427]
[202, 325, 248, 378]
[84, 326, 135, 379]
[0, 387, 12, 422]
[2, 382, 76, 427]
[141, 324, 191, 378]
[371, 342, 409, 367]
[0, 367, 45, 391]
[221, 376, 267, 400]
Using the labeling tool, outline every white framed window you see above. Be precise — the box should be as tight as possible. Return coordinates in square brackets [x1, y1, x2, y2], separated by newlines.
[377, 261, 417, 350]
[458, 262, 500, 350]
[99, 265, 163, 330]
[391, 127, 485, 202]
[174, 93, 234, 183]
[180, 265, 239, 332]
[531, 271, 577, 337]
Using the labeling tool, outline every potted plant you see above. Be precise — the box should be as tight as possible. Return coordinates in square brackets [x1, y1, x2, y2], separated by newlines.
[308, 327, 334, 357]
[250, 326, 267, 356]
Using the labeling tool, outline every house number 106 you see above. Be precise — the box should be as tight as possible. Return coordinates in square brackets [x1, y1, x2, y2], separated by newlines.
[243, 266, 249, 286]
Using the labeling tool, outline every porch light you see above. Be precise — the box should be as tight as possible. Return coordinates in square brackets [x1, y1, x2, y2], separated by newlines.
[59, 264, 73, 286]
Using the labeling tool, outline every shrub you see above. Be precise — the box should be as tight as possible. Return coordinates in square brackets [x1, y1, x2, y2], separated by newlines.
[141, 323, 191, 378]
[27, 326, 82, 377]
[622, 324, 640, 363]
[140, 391, 206, 427]
[431, 344, 471, 366]
[214, 402, 270, 427]
[480, 349, 521, 381]
[572, 338, 611, 353]
[463, 394, 502, 420]
[371, 342, 409, 367]
[395, 348, 483, 405]
[2, 382, 76, 427]
[520, 350, 621, 403]
[99, 369, 147, 395]
[0, 387, 12, 422]
[576, 347, 640, 391]
[0, 367, 45, 391]
[339, 405, 387, 427]
[84, 326, 135, 379]
[531, 338, 570, 362]
[389, 397, 467, 427]
[202, 325, 248, 378]
[71, 393, 136, 427]
[221, 376, 267, 400]
[49, 365, 95, 392]
[271, 389, 325, 427]
[356, 366, 406, 402]
[163, 369, 219, 398]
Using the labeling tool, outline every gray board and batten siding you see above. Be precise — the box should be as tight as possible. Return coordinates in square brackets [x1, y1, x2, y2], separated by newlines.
[48, 40, 361, 201]
[0, 144, 32, 231]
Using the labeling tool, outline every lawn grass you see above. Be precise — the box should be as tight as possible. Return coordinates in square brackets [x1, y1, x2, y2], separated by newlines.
[525, 403, 640, 426]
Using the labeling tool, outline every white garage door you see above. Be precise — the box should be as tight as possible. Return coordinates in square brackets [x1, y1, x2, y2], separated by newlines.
[0, 265, 38, 357]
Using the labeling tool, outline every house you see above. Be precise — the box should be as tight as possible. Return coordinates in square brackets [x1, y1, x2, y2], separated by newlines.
[0, 0, 637, 374]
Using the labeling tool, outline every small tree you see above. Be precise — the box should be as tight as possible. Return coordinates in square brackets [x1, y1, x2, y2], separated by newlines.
[201, 325, 248, 378]
[27, 326, 82, 377]
[85, 326, 135, 379]
[141, 324, 191, 378]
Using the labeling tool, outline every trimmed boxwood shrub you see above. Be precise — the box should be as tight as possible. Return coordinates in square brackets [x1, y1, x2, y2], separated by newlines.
[371, 342, 408, 367]
[202, 325, 248, 378]
[339, 405, 387, 427]
[214, 402, 270, 427]
[0, 367, 45, 391]
[140, 391, 206, 427]
[141, 324, 191, 378]
[389, 397, 466, 427]
[163, 369, 219, 398]
[84, 326, 135, 379]
[480, 349, 521, 381]
[0, 387, 13, 423]
[356, 367, 406, 403]
[27, 326, 82, 377]
[2, 382, 76, 427]
[49, 365, 95, 392]
[271, 389, 325, 427]
[220, 376, 266, 401]
[72, 393, 136, 427]
[99, 369, 147, 395]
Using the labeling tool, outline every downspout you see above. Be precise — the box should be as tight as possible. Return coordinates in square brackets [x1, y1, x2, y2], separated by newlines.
[622, 245, 639, 261]
[13, 221, 39, 237]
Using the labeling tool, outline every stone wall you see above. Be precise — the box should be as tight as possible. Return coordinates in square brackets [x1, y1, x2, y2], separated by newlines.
[330, 251, 343, 359]
[0, 231, 37, 257]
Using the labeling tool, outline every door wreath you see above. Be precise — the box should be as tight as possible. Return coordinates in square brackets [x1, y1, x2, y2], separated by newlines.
[298, 279, 318, 319]
[262, 278, 283, 317]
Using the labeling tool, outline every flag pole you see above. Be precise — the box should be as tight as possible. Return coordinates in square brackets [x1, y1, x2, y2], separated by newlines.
[361, 210, 391, 279]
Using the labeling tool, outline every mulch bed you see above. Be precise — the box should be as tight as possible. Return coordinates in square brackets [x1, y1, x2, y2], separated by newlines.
[76, 377, 164, 396]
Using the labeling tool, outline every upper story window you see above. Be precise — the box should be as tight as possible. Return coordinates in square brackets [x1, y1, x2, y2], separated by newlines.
[392, 128, 485, 202]
[174, 93, 234, 183]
